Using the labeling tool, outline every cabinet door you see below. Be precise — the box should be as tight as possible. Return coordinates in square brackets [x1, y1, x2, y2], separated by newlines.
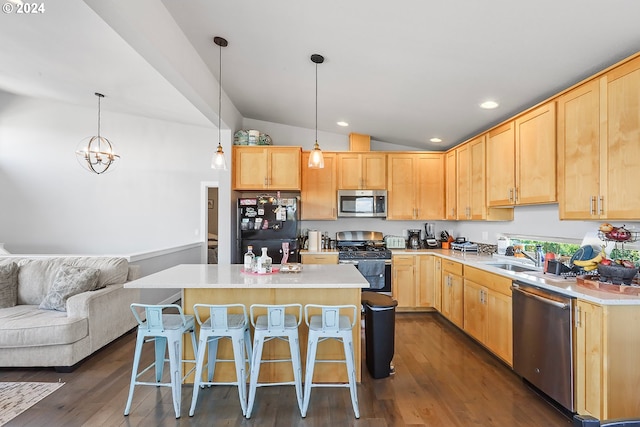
[392, 255, 415, 308]
[387, 154, 417, 220]
[603, 56, 640, 219]
[557, 79, 601, 219]
[417, 255, 435, 307]
[515, 102, 557, 205]
[486, 122, 516, 207]
[463, 280, 485, 342]
[268, 147, 301, 190]
[233, 146, 268, 190]
[445, 150, 457, 219]
[416, 153, 445, 219]
[300, 253, 338, 264]
[301, 152, 336, 219]
[469, 136, 487, 219]
[486, 290, 512, 366]
[456, 144, 470, 219]
[362, 153, 387, 189]
[575, 300, 604, 419]
[434, 257, 442, 311]
[337, 153, 362, 189]
[442, 272, 464, 328]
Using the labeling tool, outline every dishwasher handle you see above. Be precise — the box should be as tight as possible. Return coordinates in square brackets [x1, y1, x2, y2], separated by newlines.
[511, 284, 571, 310]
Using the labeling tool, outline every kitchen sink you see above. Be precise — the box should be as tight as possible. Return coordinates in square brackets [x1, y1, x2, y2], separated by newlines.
[484, 263, 540, 273]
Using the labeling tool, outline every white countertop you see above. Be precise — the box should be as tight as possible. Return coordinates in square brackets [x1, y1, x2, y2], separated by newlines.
[124, 263, 369, 289]
[390, 248, 640, 305]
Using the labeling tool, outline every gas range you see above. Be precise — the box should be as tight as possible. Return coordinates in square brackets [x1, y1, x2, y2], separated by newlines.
[336, 230, 392, 261]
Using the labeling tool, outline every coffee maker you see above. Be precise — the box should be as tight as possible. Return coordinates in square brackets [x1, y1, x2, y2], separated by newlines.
[424, 223, 439, 248]
[408, 229, 422, 249]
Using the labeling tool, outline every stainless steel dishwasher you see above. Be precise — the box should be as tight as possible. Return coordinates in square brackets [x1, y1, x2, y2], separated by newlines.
[512, 281, 575, 413]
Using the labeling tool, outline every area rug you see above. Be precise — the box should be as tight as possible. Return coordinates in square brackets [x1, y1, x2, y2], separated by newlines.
[0, 382, 64, 425]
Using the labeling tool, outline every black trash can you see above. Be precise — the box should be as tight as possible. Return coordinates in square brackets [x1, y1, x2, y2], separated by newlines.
[361, 291, 398, 379]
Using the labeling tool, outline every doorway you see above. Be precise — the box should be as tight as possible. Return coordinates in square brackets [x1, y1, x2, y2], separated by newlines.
[206, 187, 219, 263]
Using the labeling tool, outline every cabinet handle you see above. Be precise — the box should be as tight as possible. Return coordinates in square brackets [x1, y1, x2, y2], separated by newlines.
[514, 187, 518, 203]
[575, 305, 581, 328]
[598, 195, 604, 215]
[508, 188, 513, 202]
[466, 206, 471, 218]
[590, 196, 596, 215]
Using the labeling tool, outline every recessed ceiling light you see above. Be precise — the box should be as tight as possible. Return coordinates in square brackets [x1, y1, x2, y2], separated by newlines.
[480, 100, 499, 109]
[336, 121, 349, 127]
[430, 137, 442, 143]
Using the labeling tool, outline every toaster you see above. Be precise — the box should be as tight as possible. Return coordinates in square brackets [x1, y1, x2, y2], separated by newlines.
[384, 235, 406, 249]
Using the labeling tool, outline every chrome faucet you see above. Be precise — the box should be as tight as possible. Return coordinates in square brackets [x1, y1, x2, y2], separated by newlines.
[521, 251, 540, 267]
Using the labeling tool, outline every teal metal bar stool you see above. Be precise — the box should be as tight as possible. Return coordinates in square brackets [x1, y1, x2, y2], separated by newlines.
[301, 304, 360, 419]
[124, 303, 197, 419]
[246, 303, 303, 419]
[189, 303, 253, 417]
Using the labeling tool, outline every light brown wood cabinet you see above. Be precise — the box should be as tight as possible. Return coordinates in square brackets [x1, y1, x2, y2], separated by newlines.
[441, 259, 464, 328]
[445, 149, 457, 219]
[232, 146, 301, 190]
[558, 55, 640, 220]
[393, 254, 438, 310]
[300, 253, 338, 264]
[458, 136, 513, 221]
[337, 152, 386, 189]
[301, 151, 337, 220]
[387, 152, 445, 220]
[392, 255, 416, 309]
[486, 102, 556, 207]
[417, 255, 438, 308]
[574, 300, 640, 419]
[462, 267, 513, 366]
[433, 256, 442, 311]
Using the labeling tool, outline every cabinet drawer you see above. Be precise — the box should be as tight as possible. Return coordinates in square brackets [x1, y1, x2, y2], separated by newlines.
[442, 259, 463, 276]
[392, 255, 415, 266]
[465, 266, 512, 296]
[301, 254, 338, 264]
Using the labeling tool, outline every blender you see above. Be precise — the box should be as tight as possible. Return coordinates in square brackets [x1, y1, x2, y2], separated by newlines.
[424, 223, 438, 247]
[408, 229, 422, 249]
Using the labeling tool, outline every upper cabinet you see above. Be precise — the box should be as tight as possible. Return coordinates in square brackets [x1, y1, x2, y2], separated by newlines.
[457, 136, 513, 221]
[337, 152, 386, 189]
[486, 102, 556, 207]
[558, 56, 640, 219]
[301, 151, 337, 220]
[232, 146, 301, 190]
[445, 149, 457, 219]
[387, 152, 445, 220]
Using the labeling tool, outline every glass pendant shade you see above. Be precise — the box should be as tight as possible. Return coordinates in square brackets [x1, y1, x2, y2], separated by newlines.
[212, 143, 227, 170]
[308, 141, 324, 168]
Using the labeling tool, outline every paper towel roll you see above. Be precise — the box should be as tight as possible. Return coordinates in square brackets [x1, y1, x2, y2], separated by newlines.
[308, 231, 321, 251]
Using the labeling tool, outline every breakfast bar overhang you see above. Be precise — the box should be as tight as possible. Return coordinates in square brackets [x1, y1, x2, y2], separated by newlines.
[125, 264, 369, 383]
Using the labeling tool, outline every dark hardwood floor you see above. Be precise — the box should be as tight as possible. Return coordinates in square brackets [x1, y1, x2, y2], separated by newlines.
[0, 312, 571, 426]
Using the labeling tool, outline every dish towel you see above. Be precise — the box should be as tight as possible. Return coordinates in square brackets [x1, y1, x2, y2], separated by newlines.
[357, 260, 386, 290]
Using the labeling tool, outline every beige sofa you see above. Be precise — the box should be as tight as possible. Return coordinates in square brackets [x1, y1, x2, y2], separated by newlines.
[0, 256, 141, 371]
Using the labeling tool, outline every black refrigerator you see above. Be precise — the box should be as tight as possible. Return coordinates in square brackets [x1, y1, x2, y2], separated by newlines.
[237, 195, 300, 264]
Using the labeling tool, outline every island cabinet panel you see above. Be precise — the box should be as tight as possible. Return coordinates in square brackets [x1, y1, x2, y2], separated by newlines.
[183, 287, 361, 383]
[558, 55, 640, 220]
[301, 151, 337, 220]
[337, 152, 386, 189]
[300, 253, 338, 264]
[441, 260, 463, 328]
[387, 153, 444, 220]
[232, 146, 301, 190]
[575, 301, 640, 420]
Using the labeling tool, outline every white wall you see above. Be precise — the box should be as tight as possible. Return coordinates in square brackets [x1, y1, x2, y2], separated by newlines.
[0, 91, 232, 258]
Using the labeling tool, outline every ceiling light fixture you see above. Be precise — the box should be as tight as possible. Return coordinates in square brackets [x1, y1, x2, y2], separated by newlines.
[480, 100, 499, 109]
[430, 137, 443, 143]
[337, 121, 349, 127]
[211, 36, 228, 170]
[308, 53, 325, 169]
[75, 92, 120, 174]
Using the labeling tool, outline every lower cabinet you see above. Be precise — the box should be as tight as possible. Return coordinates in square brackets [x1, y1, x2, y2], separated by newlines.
[463, 267, 513, 366]
[441, 260, 464, 328]
[575, 299, 603, 419]
[300, 253, 338, 264]
[392, 254, 438, 310]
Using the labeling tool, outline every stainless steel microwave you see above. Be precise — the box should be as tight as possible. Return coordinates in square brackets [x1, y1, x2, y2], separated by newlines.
[337, 190, 387, 218]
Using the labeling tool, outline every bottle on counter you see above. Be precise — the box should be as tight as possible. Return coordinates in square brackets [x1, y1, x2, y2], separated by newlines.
[535, 245, 545, 267]
[244, 246, 255, 271]
[255, 247, 272, 274]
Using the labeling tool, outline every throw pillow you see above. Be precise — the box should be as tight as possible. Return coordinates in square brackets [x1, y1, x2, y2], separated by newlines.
[0, 262, 18, 308]
[39, 265, 100, 312]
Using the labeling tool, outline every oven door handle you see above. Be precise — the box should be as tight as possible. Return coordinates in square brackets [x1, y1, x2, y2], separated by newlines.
[511, 285, 570, 310]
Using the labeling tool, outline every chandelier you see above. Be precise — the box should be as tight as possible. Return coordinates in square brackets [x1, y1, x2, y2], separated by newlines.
[75, 92, 119, 174]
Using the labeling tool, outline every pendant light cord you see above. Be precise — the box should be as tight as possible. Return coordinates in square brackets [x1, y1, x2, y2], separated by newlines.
[218, 41, 222, 146]
[315, 60, 318, 143]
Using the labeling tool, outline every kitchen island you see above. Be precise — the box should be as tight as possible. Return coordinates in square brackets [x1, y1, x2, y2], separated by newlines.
[125, 263, 369, 383]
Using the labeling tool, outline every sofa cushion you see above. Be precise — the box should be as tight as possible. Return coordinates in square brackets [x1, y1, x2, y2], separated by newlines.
[39, 265, 100, 312]
[0, 262, 18, 308]
[0, 305, 88, 348]
[14, 257, 129, 305]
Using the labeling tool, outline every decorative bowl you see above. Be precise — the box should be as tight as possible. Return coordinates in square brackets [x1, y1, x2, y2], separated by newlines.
[597, 263, 639, 285]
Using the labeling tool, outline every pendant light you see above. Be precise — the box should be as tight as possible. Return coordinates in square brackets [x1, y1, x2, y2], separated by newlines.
[75, 92, 120, 174]
[308, 54, 325, 169]
[211, 36, 228, 170]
